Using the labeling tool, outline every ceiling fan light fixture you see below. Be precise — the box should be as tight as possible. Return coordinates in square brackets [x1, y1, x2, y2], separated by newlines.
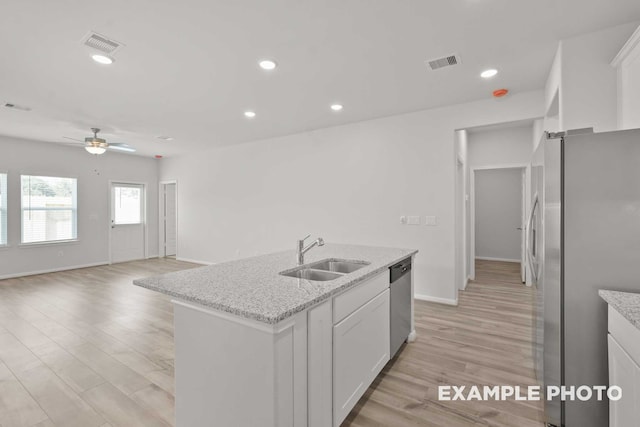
[85, 145, 107, 155]
[83, 128, 108, 154]
[85, 136, 106, 145]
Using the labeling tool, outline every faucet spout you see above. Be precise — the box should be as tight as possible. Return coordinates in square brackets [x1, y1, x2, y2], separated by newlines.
[296, 235, 324, 265]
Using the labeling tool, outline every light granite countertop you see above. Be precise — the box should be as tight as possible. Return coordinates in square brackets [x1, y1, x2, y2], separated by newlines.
[134, 243, 417, 324]
[599, 290, 640, 331]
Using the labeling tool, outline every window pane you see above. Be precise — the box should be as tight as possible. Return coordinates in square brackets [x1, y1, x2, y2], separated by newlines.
[21, 175, 77, 244]
[0, 173, 6, 245]
[114, 186, 142, 225]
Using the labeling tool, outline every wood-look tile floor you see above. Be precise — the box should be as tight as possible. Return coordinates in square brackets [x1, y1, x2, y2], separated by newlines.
[0, 258, 543, 427]
[0, 259, 198, 427]
[344, 260, 544, 427]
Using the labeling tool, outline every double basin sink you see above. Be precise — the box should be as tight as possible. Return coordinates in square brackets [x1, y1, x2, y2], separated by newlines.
[280, 259, 370, 281]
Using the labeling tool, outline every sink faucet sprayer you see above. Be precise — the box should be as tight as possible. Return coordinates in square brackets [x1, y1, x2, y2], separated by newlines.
[296, 234, 324, 265]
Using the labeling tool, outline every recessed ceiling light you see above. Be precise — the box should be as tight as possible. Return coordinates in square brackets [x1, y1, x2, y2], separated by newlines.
[481, 69, 498, 78]
[258, 60, 277, 70]
[330, 104, 343, 112]
[244, 111, 256, 118]
[157, 136, 174, 141]
[92, 54, 114, 65]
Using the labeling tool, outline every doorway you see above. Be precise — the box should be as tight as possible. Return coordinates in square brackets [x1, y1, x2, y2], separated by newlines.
[110, 182, 146, 263]
[159, 181, 177, 258]
[471, 166, 527, 283]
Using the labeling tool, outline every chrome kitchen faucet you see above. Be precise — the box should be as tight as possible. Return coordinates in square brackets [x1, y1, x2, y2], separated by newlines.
[296, 234, 324, 265]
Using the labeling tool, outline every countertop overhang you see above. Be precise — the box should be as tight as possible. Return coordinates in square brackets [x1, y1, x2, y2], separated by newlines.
[134, 243, 417, 324]
[599, 289, 640, 331]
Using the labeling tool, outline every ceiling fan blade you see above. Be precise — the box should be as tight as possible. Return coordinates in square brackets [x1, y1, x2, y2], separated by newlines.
[108, 144, 136, 153]
[62, 136, 85, 143]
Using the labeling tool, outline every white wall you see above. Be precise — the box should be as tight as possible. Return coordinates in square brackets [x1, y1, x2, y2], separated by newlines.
[612, 25, 640, 129]
[475, 168, 523, 261]
[0, 136, 159, 279]
[161, 90, 544, 304]
[532, 118, 544, 152]
[620, 55, 640, 129]
[545, 21, 639, 133]
[468, 125, 534, 168]
[545, 45, 562, 120]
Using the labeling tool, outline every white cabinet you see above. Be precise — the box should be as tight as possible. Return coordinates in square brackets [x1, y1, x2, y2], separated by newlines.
[607, 306, 640, 427]
[608, 335, 640, 427]
[172, 269, 399, 427]
[333, 289, 390, 426]
[308, 300, 333, 427]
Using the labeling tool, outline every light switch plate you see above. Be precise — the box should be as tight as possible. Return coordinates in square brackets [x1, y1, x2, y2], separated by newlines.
[425, 216, 437, 226]
[400, 216, 407, 224]
[407, 215, 420, 225]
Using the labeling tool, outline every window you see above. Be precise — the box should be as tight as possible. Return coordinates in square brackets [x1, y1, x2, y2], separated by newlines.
[0, 173, 6, 245]
[113, 184, 142, 225]
[21, 175, 77, 244]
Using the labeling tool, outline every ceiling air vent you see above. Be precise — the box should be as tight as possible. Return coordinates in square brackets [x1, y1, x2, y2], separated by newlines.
[82, 31, 123, 55]
[426, 53, 461, 71]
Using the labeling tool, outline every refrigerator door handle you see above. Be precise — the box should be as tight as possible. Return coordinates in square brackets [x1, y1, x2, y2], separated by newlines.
[526, 194, 539, 282]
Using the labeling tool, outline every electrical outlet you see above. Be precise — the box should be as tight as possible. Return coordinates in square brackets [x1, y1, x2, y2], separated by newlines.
[425, 216, 437, 226]
[407, 215, 420, 225]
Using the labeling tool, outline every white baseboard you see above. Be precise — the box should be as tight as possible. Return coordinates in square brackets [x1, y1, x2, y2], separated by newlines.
[0, 261, 110, 280]
[475, 256, 521, 263]
[415, 293, 459, 306]
[176, 257, 214, 266]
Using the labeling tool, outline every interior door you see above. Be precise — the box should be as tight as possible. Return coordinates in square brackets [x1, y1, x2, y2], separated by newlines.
[520, 169, 526, 283]
[164, 183, 177, 256]
[110, 182, 145, 263]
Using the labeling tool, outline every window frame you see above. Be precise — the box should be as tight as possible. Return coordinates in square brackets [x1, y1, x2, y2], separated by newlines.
[20, 174, 78, 245]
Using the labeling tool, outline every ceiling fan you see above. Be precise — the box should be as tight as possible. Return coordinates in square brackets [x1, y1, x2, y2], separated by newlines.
[63, 128, 136, 155]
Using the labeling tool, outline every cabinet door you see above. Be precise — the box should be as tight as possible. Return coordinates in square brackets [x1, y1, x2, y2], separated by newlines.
[608, 335, 640, 427]
[333, 289, 390, 427]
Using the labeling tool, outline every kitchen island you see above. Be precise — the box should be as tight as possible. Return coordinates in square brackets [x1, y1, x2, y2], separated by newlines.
[135, 243, 417, 427]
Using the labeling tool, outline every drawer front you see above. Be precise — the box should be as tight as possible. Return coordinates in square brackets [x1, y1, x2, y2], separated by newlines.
[333, 271, 389, 324]
[609, 306, 640, 366]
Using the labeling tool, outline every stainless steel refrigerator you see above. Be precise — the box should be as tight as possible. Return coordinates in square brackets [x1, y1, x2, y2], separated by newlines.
[528, 128, 640, 427]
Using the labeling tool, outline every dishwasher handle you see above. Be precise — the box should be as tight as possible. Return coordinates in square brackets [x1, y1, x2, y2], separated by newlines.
[390, 258, 412, 282]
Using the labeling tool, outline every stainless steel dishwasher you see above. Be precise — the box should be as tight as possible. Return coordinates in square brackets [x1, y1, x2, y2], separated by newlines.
[390, 257, 412, 358]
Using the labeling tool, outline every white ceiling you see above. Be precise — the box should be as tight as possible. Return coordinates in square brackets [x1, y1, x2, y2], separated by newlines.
[1, 0, 639, 157]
